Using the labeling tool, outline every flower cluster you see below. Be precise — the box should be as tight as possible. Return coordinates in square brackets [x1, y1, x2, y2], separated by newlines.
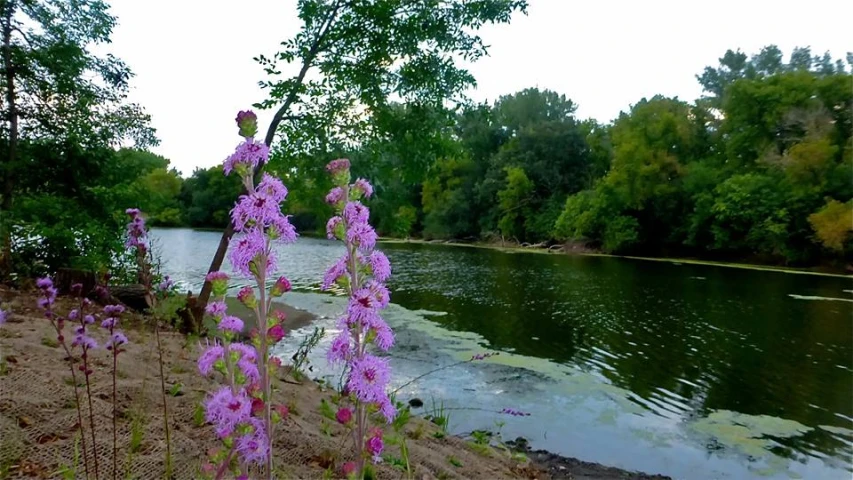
[322, 158, 395, 472]
[125, 208, 149, 252]
[101, 304, 128, 351]
[228, 173, 297, 278]
[198, 110, 298, 479]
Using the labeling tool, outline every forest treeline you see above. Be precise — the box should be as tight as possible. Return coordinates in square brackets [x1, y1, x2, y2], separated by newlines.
[8, 45, 851, 275]
[162, 46, 853, 266]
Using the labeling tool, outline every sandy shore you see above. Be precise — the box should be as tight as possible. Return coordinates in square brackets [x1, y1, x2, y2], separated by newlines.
[0, 287, 668, 479]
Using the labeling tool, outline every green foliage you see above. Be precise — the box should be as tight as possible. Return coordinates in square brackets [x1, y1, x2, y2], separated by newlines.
[0, 0, 157, 279]
[554, 47, 851, 264]
[496, 166, 533, 240]
[808, 199, 853, 252]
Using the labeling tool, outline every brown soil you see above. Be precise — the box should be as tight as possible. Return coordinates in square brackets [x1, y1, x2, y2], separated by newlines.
[0, 287, 667, 479]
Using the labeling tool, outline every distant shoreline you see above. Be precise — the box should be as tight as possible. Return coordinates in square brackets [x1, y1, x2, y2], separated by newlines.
[378, 237, 853, 279]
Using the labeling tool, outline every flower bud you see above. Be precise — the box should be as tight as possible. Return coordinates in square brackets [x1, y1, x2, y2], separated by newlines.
[326, 158, 351, 186]
[270, 276, 291, 297]
[336, 407, 353, 425]
[237, 286, 257, 309]
[267, 324, 285, 343]
[236, 110, 258, 138]
[205, 271, 230, 297]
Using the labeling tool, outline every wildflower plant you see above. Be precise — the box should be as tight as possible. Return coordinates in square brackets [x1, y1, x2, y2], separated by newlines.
[197, 110, 297, 479]
[124, 207, 173, 476]
[322, 158, 397, 477]
[34, 275, 135, 480]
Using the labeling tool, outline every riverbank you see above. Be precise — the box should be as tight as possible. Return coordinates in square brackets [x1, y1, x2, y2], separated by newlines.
[378, 237, 853, 278]
[0, 287, 669, 479]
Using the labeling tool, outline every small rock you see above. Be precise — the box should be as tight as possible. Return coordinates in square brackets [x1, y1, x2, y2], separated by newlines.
[409, 398, 424, 408]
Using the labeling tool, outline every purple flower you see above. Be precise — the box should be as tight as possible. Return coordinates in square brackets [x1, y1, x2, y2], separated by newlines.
[83, 315, 95, 325]
[257, 173, 288, 203]
[205, 301, 227, 317]
[218, 315, 244, 333]
[327, 330, 351, 364]
[268, 214, 297, 243]
[101, 317, 118, 329]
[224, 138, 269, 176]
[0, 308, 7, 326]
[347, 354, 391, 404]
[231, 191, 281, 232]
[326, 158, 351, 175]
[235, 418, 269, 465]
[353, 178, 373, 198]
[104, 305, 125, 316]
[198, 344, 225, 375]
[373, 321, 395, 351]
[346, 222, 378, 251]
[367, 251, 391, 282]
[228, 228, 273, 278]
[321, 256, 348, 291]
[326, 216, 344, 240]
[366, 428, 384, 463]
[68, 309, 80, 320]
[107, 332, 128, 349]
[36, 277, 53, 290]
[231, 343, 260, 384]
[342, 201, 370, 226]
[378, 397, 397, 424]
[72, 334, 98, 350]
[204, 387, 252, 438]
[158, 275, 174, 292]
[125, 212, 148, 251]
[325, 187, 345, 206]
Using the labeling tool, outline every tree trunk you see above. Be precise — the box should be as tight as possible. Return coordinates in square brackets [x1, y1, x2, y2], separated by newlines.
[54, 268, 98, 296]
[192, 0, 344, 323]
[0, 0, 18, 278]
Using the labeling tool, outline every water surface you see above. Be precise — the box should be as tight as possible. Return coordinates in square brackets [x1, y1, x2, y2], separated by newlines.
[152, 228, 853, 479]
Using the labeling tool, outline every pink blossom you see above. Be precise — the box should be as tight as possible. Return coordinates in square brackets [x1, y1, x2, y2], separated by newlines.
[336, 407, 353, 425]
[325, 187, 345, 205]
[326, 158, 351, 175]
[353, 178, 373, 198]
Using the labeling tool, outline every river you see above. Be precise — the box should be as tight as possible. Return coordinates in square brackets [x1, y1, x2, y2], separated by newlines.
[151, 228, 853, 479]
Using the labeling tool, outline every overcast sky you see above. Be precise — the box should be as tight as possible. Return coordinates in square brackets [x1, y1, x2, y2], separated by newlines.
[105, 0, 852, 176]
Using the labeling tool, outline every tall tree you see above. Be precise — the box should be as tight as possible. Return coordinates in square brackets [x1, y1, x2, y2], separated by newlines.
[0, 0, 154, 276]
[196, 0, 529, 315]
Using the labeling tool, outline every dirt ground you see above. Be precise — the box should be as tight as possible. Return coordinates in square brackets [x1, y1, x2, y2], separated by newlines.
[0, 287, 667, 479]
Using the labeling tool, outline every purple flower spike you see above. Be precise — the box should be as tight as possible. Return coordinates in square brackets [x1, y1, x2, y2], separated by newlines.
[325, 158, 351, 175]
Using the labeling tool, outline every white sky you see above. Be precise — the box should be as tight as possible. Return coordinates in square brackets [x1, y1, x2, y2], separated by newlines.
[106, 0, 852, 176]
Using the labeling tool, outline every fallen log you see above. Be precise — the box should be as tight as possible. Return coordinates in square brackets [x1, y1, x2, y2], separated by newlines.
[109, 284, 152, 312]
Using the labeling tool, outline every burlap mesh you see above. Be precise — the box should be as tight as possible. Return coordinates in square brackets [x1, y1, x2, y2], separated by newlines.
[1, 310, 522, 479]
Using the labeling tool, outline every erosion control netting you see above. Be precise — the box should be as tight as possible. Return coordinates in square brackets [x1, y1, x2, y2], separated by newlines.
[0, 313, 523, 479]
